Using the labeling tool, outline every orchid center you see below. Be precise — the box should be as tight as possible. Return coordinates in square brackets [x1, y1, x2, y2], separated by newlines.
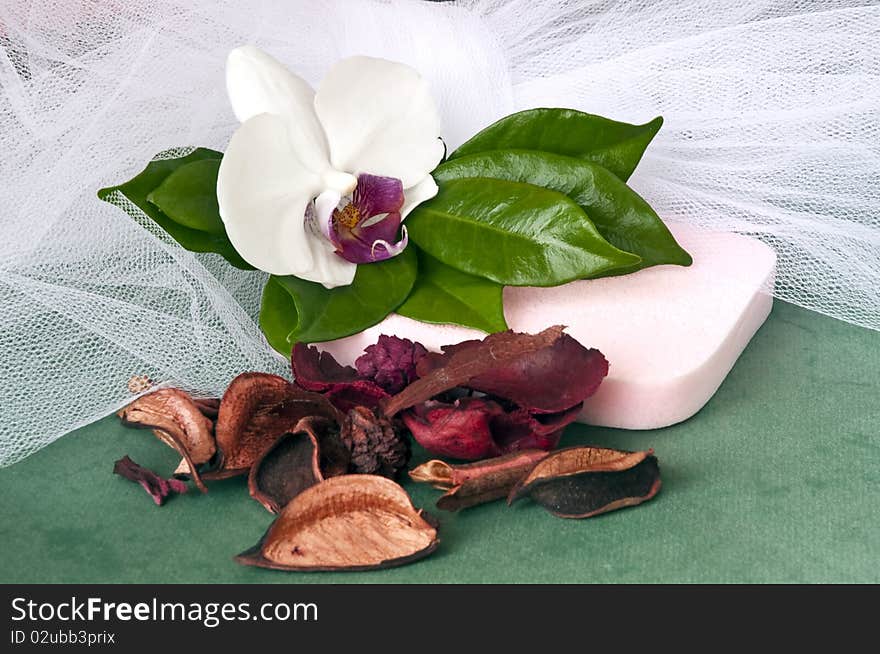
[321, 173, 409, 265]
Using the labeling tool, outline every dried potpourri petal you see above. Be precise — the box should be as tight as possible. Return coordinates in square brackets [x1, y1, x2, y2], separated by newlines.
[209, 372, 340, 478]
[192, 397, 221, 420]
[401, 397, 579, 460]
[117, 388, 215, 492]
[355, 335, 428, 394]
[389, 326, 608, 459]
[416, 331, 608, 414]
[508, 446, 661, 518]
[236, 475, 439, 572]
[383, 326, 567, 417]
[410, 449, 550, 511]
[113, 455, 188, 506]
[383, 326, 607, 417]
[249, 426, 322, 514]
[292, 343, 389, 411]
[291, 344, 360, 391]
[323, 381, 390, 413]
[341, 406, 410, 478]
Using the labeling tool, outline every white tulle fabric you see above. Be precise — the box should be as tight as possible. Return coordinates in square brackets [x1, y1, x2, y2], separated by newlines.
[1, 0, 878, 465]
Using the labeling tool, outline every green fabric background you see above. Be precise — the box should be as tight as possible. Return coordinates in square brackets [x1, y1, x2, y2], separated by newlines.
[1, 301, 877, 583]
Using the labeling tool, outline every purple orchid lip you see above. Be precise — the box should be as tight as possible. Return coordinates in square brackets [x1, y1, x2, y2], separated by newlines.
[325, 173, 409, 264]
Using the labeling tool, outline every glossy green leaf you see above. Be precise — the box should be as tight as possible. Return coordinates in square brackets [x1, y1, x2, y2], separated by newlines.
[434, 150, 691, 272]
[146, 159, 225, 235]
[97, 148, 253, 270]
[397, 249, 507, 333]
[259, 277, 300, 356]
[260, 247, 418, 352]
[449, 109, 662, 181]
[406, 178, 640, 286]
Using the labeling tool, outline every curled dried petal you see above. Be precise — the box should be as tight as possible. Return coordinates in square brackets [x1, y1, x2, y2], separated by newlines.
[401, 397, 576, 460]
[236, 475, 439, 571]
[410, 449, 550, 512]
[291, 343, 359, 392]
[382, 325, 608, 416]
[418, 332, 608, 414]
[117, 388, 216, 492]
[249, 429, 323, 514]
[508, 446, 661, 519]
[211, 373, 340, 477]
[113, 456, 188, 506]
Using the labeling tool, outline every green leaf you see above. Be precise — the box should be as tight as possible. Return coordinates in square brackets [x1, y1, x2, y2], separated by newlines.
[259, 277, 300, 356]
[397, 248, 508, 333]
[260, 247, 418, 352]
[434, 150, 691, 272]
[449, 109, 662, 181]
[97, 148, 253, 270]
[406, 178, 640, 286]
[146, 159, 225, 235]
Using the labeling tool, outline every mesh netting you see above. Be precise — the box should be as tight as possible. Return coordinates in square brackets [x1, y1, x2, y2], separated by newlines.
[1, 0, 878, 465]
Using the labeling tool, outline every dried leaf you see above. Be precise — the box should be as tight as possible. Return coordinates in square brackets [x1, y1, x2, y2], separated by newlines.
[384, 326, 567, 416]
[508, 446, 661, 518]
[236, 475, 439, 571]
[113, 455, 188, 506]
[248, 428, 324, 514]
[417, 331, 608, 414]
[410, 450, 549, 511]
[117, 388, 215, 492]
[210, 373, 340, 478]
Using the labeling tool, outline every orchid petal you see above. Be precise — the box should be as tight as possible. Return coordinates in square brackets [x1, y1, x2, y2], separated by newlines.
[372, 226, 409, 259]
[314, 189, 341, 241]
[332, 211, 406, 264]
[315, 56, 445, 188]
[400, 175, 439, 220]
[226, 45, 330, 175]
[354, 173, 404, 218]
[301, 228, 357, 288]
[217, 113, 355, 287]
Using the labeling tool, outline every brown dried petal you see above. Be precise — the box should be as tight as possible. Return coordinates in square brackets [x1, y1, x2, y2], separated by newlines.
[211, 373, 340, 477]
[508, 446, 661, 518]
[248, 428, 324, 514]
[236, 475, 439, 571]
[117, 388, 216, 492]
[410, 450, 550, 512]
[192, 397, 221, 420]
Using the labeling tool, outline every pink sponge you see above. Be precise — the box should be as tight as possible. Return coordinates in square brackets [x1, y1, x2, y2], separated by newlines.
[317, 224, 776, 430]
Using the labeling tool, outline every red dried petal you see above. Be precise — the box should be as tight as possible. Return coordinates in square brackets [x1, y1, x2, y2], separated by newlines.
[416, 331, 607, 414]
[324, 380, 390, 413]
[113, 455, 188, 506]
[386, 326, 596, 417]
[402, 396, 582, 460]
[402, 398, 503, 460]
[291, 342, 397, 412]
[291, 343, 359, 392]
[491, 404, 581, 452]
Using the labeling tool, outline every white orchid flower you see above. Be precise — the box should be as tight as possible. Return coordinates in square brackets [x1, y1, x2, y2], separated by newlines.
[216, 46, 444, 288]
